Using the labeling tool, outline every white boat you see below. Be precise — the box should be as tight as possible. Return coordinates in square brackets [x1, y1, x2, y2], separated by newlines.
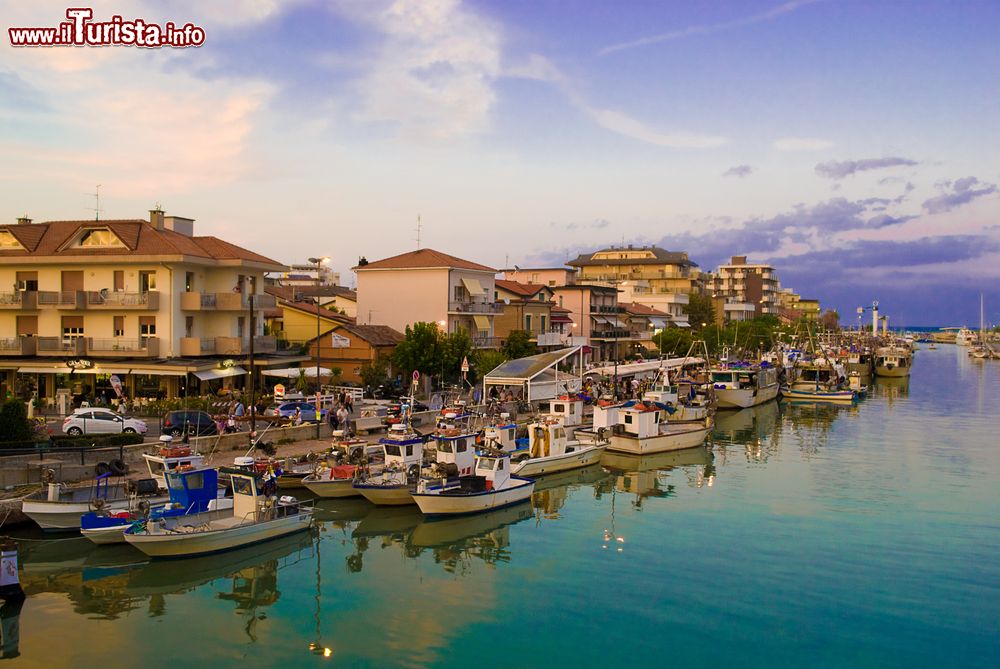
[22, 476, 167, 531]
[642, 367, 714, 421]
[511, 418, 606, 477]
[708, 363, 779, 409]
[141, 436, 208, 489]
[783, 356, 857, 403]
[873, 345, 912, 378]
[301, 442, 382, 499]
[352, 422, 426, 506]
[124, 467, 313, 559]
[955, 327, 977, 346]
[412, 452, 535, 517]
[587, 400, 712, 455]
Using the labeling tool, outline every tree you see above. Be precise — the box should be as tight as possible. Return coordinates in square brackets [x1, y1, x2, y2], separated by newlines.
[295, 369, 309, 394]
[471, 349, 507, 382]
[440, 329, 473, 384]
[684, 293, 717, 331]
[502, 330, 536, 360]
[819, 309, 840, 331]
[652, 328, 693, 356]
[359, 355, 390, 390]
[0, 399, 31, 442]
[392, 322, 443, 379]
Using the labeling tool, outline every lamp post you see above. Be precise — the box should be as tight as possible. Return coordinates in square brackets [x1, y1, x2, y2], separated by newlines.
[308, 256, 329, 439]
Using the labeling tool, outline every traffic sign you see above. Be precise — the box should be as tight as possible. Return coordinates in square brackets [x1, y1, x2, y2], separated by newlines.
[274, 383, 285, 399]
[461, 356, 470, 373]
[412, 370, 420, 383]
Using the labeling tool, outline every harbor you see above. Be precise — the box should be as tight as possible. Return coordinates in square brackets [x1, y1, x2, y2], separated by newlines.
[0, 344, 996, 667]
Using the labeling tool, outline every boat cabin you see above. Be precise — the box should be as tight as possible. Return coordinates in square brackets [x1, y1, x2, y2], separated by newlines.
[527, 419, 569, 458]
[482, 415, 518, 452]
[474, 454, 512, 490]
[163, 467, 225, 515]
[875, 348, 911, 369]
[143, 435, 206, 488]
[379, 424, 425, 470]
[219, 468, 298, 523]
[594, 401, 669, 438]
[433, 432, 477, 476]
[546, 395, 585, 428]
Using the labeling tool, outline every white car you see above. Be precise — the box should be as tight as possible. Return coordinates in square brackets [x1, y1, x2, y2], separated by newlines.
[62, 408, 148, 436]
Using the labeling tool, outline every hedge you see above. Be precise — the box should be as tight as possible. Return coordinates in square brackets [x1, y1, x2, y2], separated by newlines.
[0, 433, 145, 451]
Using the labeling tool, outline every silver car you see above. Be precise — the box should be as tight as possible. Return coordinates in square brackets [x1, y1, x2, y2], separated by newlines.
[62, 408, 148, 436]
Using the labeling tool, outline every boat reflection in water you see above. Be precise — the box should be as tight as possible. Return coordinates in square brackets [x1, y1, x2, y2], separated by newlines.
[712, 400, 781, 464]
[871, 375, 910, 402]
[17, 529, 315, 630]
[779, 399, 859, 456]
[344, 502, 535, 574]
[599, 445, 715, 508]
[531, 463, 609, 520]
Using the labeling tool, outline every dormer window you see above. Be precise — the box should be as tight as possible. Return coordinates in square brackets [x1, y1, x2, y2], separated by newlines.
[0, 231, 23, 249]
[76, 228, 125, 248]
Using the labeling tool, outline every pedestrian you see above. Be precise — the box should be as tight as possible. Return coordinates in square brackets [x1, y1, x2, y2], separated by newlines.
[345, 393, 353, 414]
[337, 405, 350, 435]
[292, 407, 303, 425]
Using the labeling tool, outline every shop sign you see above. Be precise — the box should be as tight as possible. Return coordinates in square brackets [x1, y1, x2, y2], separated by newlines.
[67, 359, 93, 370]
[220, 359, 236, 369]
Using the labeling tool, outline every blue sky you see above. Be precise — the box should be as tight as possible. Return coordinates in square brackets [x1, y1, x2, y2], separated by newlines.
[1, 0, 999, 325]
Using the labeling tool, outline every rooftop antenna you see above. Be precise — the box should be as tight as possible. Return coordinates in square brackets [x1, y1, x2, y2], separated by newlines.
[90, 184, 103, 221]
[415, 214, 422, 250]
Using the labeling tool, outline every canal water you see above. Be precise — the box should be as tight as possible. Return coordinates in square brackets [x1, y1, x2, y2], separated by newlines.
[5, 346, 999, 668]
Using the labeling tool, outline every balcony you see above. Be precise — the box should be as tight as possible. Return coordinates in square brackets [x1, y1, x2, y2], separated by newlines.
[37, 337, 86, 356]
[85, 291, 159, 310]
[0, 292, 37, 309]
[182, 335, 277, 356]
[448, 301, 502, 314]
[591, 329, 632, 340]
[471, 336, 502, 349]
[86, 337, 160, 358]
[37, 291, 85, 309]
[180, 292, 277, 311]
[536, 332, 564, 346]
[0, 337, 37, 355]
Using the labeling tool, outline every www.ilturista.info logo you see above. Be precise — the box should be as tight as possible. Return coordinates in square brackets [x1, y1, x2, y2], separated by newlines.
[8, 8, 205, 48]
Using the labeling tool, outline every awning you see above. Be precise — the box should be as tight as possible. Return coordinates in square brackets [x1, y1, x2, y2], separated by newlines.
[194, 366, 248, 381]
[591, 316, 609, 325]
[649, 317, 668, 329]
[17, 366, 69, 374]
[550, 314, 573, 323]
[605, 316, 625, 327]
[472, 314, 491, 330]
[461, 278, 486, 296]
[674, 321, 691, 328]
[261, 367, 332, 378]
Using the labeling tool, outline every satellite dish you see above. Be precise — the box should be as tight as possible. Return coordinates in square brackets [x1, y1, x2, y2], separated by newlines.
[503, 298, 510, 305]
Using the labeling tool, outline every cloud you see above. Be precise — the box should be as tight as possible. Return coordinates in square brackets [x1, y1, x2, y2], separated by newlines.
[600, 0, 824, 55]
[349, 0, 502, 140]
[815, 156, 918, 179]
[773, 137, 834, 151]
[922, 176, 998, 214]
[587, 108, 726, 149]
[723, 164, 754, 178]
[549, 218, 611, 231]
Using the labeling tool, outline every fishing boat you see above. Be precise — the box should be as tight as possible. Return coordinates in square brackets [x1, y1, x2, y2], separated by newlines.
[782, 356, 857, 403]
[123, 467, 313, 558]
[587, 400, 712, 455]
[845, 346, 875, 380]
[141, 438, 207, 489]
[481, 414, 526, 455]
[873, 345, 912, 378]
[81, 467, 233, 545]
[955, 327, 977, 346]
[412, 452, 535, 517]
[301, 443, 383, 499]
[643, 366, 714, 420]
[510, 417, 606, 477]
[22, 474, 168, 531]
[708, 362, 779, 409]
[352, 423, 426, 506]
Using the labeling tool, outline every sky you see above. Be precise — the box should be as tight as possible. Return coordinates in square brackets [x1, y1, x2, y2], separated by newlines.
[1, 0, 998, 326]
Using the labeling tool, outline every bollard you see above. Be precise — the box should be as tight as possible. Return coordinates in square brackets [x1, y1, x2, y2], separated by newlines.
[0, 539, 24, 603]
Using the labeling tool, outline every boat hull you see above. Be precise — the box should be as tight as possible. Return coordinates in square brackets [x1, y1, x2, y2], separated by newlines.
[301, 476, 360, 499]
[124, 512, 313, 558]
[353, 483, 414, 506]
[782, 387, 856, 402]
[605, 423, 710, 455]
[715, 384, 779, 409]
[874, 365, 910, 378]
[412, 478, 535, 517]
[81, 523, 129, 545]
[511, 444, 606, 477]
[22, 494, 168, 531]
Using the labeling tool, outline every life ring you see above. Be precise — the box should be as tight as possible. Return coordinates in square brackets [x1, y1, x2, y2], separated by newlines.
[109, 459, 128, 476]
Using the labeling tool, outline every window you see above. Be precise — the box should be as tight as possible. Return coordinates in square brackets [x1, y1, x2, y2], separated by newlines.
[113, 270, 124, 292]
[541, 315, 547, 331]
[624, 414, 633, 424]
[384, 445, 401, 457]
[0, 231, 23, 249]
[185, 272, 194, 292]
[15, 271, 37, 291]
[233, 477, 255, 496]
[61, 316, 84, 342]
[524, 314, 532, 331]
[16, 315, 37, 336]
[113, 316, 125, 338]
[139, 317, 156, 342]
[405, 445, 413, 457]
[438, 442, 453, 453]
[185, 317, 194, 338]
[77, 229, 124, 248]
[548, 280, 555, 286]
[453, 284, 468, 302]
[237, 317, 245, 339]
[139, 271, 156, 292]
[456, 439, 467, 452]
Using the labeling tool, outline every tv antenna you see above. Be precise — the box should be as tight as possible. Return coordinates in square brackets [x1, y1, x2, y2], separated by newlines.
[415, 215, 422, 250]
[90, 184, 103, 221]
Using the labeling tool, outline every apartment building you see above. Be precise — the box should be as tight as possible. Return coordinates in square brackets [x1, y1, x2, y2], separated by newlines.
[501, 267, 576, 288]
[0, 211, 294, 403]
[707, 255, 782, 318]
[493, 280, 559, 347]
[550, 284, 626, 361]
[567, 245, 697, 327]
[354, 248, 499, 347]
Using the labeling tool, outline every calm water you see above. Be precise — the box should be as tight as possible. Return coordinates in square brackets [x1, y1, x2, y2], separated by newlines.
[6, 346, 999, 668]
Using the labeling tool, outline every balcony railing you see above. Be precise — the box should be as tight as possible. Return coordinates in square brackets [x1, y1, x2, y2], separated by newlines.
[0, 337, 37, 355]
[181, 292, 277, 311]
[86, 291, 159, 309]
[0, 292, 38, 308]
[37, 291, 84, 308]
[448, 301, 502, 314]
[37, 336, 86, 355]
[471, 336, 502, 349]
[86, 337, 160, 357]
[591, 329, 632, 340]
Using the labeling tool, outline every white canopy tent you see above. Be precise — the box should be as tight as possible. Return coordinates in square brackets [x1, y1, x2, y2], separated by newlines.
[261, 367, 333, 378]
[482, 346, 583, 402]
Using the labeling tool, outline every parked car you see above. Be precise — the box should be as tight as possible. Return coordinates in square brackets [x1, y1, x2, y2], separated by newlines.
[161, 410, 218, 437]
[63, 408, 147, 436]
[266, 401, 328, 423]
[385, 401, 430, 424]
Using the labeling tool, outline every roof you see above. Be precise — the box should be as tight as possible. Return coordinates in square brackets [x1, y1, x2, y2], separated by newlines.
[551, 284, 618, 294]
[484, 347, 582, 382]
[0, 219, 284, 267]
[622, 302, 670, 317]
[296, 285, 357, 301]
[354, 248, 495, 272]
[567, 246, 698, 268]
[494, 279, 550, 299]
[306, 323, 404, 347]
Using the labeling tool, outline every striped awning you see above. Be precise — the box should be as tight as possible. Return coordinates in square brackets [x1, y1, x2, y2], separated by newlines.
[461, 278, 486, 296]
[472, 314, 491, 330]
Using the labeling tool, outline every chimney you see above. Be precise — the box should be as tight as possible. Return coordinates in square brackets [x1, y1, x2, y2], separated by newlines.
[163, 216, 195, 236]
[731, 255, 747, 265]
[16, 216, 31, 225]
[149, 207, 164, 229]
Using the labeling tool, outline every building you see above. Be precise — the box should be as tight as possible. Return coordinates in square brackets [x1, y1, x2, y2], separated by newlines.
[501, 267, 576, 288]
[296, 285, 357, 318]
[354, 248, 499, 347]
[493, 280, 560, 347]
[270, 263, 341, 287]
[263, 285, 354, 344]
[551, 284, 626, 361]
[0, 210, 300, 404]
[303, 323, 403, 385]
[621, 302, 671, 352]
[708, 255, 781, 317]
[566, 245, 698, 327]
[795, 298, 821, 320]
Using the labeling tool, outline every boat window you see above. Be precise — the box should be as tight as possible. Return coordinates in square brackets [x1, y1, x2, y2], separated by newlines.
[624, 414, 633, 424]
[233, 477, 255, 496]
[438, 441, 453, 453]
[186, 472, 204, 490]
[405, 445, 413, 457]
[569, 403, 576, 415]
[456, 439, 467, 452]
[384, 445, 401, 457]
[553, 403, 565, 413]
[711, 373, 732, 383]
[555, 428, 565, 439]
[149, 462, 165, 474]
[497, 459, 505, 470]
[507, 428, 514, 440]
[167, 474, 184, 490]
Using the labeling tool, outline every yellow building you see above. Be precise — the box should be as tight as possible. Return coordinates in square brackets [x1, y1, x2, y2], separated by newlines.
[0, 210, 300, 403]
[303, 323, 403, 385]
[264, 285, 354, 344]
[493, 280, 560, 347]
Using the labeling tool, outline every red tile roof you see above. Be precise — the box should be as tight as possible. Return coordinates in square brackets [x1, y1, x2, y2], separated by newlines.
[495, 279, 549, 298]
[623, 302, 670, 316]
[265, 286, 354, 323]
[0, 219, 284, 267]
[354, 248, 495, 272]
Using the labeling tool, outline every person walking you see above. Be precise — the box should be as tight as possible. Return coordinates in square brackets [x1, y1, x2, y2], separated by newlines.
[337, 404, 350, 435]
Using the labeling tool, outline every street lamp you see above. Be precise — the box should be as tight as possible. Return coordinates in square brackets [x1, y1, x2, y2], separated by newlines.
[308, 256, 329, 438]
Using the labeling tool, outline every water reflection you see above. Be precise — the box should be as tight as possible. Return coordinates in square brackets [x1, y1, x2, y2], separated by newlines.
[599, 446, 715, 508]
[871, 376, 910, 402]
[532, 464, 609, 520]
[779, 399, 859, 456]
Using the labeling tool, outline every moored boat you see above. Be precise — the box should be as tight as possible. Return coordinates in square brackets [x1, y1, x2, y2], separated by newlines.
[22, 475, 167, 532]
[511, 418, 607, 477]
[587, 400, 712, 455]
[412, 452, 535, 517]
[708, 362, 779, 409]
[873, 345, 912, 378]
